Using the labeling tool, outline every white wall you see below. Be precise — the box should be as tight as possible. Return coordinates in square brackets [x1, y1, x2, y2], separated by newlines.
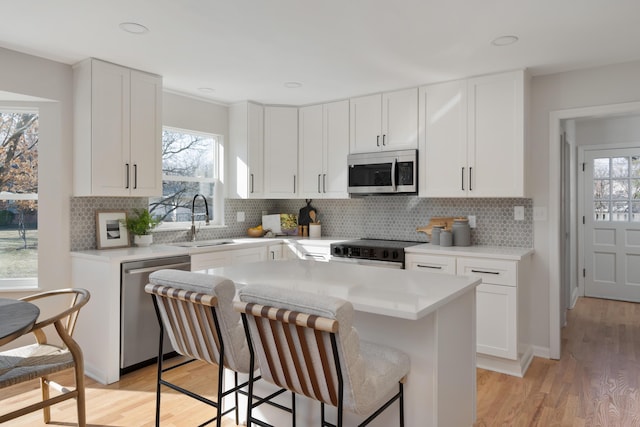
[529, 59, 640, 353]
[576, 115, 640, 146]
[163, 91, 228, 136]
[0, 47, 73, 298]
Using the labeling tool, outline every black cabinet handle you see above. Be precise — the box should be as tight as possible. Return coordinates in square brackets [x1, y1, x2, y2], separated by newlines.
[382, 134, 386, 146]
[376, 135, 380, 147]
[417, 264, 443, 270]
[250, 174, 254, 193]
[318, 174, 322, 193]
[471, 269, 500, 275]
[323, 174, 327, 193]
[461, 167, 465, 191]
[469, 167, 473, 191]
[125, 163, 130, 189]
[133, 164, 138, 189]
[293, 175, 296, 193]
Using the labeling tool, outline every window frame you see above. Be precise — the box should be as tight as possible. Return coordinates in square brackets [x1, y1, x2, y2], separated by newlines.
[153, 126, 224, 231]
[0, 107, 39, 290]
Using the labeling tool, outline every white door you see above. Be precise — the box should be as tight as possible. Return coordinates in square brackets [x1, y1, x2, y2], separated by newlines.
[584, 148, 640, 302]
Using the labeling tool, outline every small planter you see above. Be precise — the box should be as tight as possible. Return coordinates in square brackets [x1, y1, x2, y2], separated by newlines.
[134, 234, 153, 247]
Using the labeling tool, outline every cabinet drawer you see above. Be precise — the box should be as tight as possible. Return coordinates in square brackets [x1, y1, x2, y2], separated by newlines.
[190, 251, 232, 271]
[456, 257, 516, 286]
[405, 254, 456, 274]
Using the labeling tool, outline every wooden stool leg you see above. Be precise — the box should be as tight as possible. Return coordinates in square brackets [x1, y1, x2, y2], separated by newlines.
[40, 376, 51, 423]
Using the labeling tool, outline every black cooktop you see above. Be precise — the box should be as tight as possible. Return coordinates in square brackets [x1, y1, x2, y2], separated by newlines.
[330, 239, 421, 263]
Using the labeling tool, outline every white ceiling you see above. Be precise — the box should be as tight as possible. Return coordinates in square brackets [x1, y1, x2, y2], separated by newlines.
[1, 0, 640, 106]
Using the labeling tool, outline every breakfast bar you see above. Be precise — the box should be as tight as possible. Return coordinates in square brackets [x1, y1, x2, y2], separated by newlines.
[209, 259, 481, 427]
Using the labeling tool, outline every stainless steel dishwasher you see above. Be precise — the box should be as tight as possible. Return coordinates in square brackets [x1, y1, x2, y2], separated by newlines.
[120, 255, 191, 374]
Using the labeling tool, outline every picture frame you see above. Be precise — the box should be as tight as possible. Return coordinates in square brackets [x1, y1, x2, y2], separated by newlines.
[95, 210, 129, 249]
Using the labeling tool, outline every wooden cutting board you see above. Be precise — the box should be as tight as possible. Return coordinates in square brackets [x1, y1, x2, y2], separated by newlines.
[416, 217, 455, 237]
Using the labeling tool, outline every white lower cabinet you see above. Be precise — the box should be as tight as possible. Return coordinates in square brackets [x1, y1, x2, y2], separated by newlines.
[406, 251, 531, 376]
[191, 246, 267, 272]
[405, 254, 456, 274]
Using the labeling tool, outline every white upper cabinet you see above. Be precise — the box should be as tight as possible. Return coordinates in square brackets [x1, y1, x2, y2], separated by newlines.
[264, 106, 298, 198]
[419, 70, 527, 198]
[228, 101, 264, 198]
[419, 79, 468, 197]
[350, 88, 418, 153]
[73, 58, 162, 197]
[299, 100, 349, 198]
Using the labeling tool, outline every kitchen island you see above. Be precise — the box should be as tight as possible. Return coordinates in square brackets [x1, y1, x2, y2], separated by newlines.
[210, 259, 481, 427]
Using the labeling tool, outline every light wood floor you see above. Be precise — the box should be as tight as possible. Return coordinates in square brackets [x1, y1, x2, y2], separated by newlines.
[1, 297, 639, 426]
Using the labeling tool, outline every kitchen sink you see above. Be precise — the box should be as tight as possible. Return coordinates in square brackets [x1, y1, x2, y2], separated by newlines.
[169, 239, 235, 248]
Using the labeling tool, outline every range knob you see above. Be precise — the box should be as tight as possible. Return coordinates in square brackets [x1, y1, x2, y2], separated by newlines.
[392, 250, 400, 259]
[382, 249, 390, 259]
[333, 247, 342, 255]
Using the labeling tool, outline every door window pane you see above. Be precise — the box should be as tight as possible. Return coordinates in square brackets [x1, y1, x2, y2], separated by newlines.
[593, 155, 640, 222]
[593, 158, 609, 178]
[611, 157, 629, 178]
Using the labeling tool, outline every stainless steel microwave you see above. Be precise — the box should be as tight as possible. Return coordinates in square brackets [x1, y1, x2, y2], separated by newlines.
[347, 149, 418, 195]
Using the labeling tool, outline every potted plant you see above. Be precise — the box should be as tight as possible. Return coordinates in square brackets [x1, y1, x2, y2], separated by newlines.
[123, 208, 161, 247]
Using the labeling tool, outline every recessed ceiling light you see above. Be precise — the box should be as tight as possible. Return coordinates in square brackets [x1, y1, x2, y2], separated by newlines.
[491, 35, 519, 47]
[119, 22, 149, 35]
[284, 81, 302, 89]
[198, 87, 216, 94]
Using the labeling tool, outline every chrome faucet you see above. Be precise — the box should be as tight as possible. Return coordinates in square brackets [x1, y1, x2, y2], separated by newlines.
[190, 194, 210, 241]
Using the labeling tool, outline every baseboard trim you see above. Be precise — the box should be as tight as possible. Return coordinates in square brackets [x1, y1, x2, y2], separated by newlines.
[476, 345, 534, 378]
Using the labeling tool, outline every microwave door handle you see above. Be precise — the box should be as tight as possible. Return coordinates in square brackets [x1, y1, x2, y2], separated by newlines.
[391, 159, 397, 191]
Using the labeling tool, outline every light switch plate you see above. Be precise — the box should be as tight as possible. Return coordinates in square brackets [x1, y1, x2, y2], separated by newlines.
[237, 211, 245, 222]
[467, 215, 476, 228]
[514, 206, 525, 221]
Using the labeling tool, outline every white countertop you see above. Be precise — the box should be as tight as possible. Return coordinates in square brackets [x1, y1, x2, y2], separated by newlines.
[406, 243, 534, 260]
[209, 259, 481, 320]
[70, 237, 349, 263]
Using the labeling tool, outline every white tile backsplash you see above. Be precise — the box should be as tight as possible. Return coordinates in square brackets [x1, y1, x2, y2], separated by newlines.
[70, 196, 533, 250]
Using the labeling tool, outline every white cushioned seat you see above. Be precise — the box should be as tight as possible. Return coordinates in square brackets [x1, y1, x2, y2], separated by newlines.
[148, 269, 250, 373]
[237, 284, 410, 420]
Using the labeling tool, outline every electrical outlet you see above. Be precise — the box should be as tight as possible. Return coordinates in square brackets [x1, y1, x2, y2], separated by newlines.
[514, 206, 525, 221]
[237, 211, 245, 222]
[467, 215, 476, 228]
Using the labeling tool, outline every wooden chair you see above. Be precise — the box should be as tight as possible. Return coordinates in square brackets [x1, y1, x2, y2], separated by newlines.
[235, 284, 410, 427]
[0, 288, 90, 426]
[145, 269, 260, 427]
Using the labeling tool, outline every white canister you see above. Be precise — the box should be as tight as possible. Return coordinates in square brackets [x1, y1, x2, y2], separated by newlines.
[309, 223, 321, 239]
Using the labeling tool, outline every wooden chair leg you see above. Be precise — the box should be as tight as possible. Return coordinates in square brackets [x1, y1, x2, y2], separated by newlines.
[75, 366, 87, 427]
[40, 376, 51, 423]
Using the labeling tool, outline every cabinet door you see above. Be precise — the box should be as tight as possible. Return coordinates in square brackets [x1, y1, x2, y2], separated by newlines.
[267, 244, 283, 261]
[264, 106, 298, 197]
[323, 100, 349, 197]
[467, 70, 525, 197]
[230, 247, 267, 265]
[247, 102, 265, 197]
[90, 60, 131, 196]
[382, 87, 418, 151]
[405, 254, 456, 274]
[228, 102, 264, 198]
[349, 93, 382, 153]
[190, 251, 232, 272]
[298, 104, 324, 197]
[419, 80, 468, 197]
[129, 70, 162, 197]
[476, 283, 517, 359]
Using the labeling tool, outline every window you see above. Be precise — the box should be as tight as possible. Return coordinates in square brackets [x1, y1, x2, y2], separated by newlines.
[0, 110, 38, 288]
[593, 155, 640, 221]
[150, 127, 223, 227]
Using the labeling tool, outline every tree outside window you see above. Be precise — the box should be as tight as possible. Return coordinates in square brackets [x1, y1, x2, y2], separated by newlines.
[0, 110, 38, 287]
[150, 127, 222, 226]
